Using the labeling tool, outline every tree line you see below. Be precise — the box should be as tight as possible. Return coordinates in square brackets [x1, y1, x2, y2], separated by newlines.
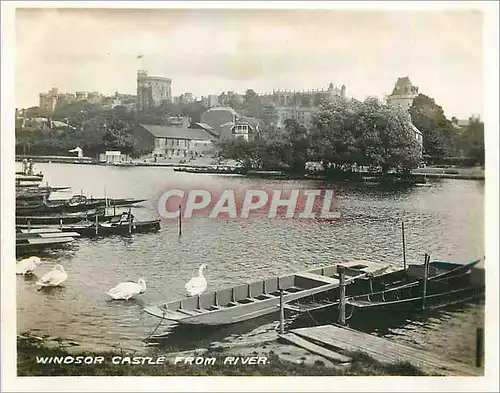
[16, 90, 484, 166]
[215, 97, 422, 175]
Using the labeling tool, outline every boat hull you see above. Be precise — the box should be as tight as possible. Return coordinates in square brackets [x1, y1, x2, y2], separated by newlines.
[17, 220, 161, 237]
[145, 261, 392, 326]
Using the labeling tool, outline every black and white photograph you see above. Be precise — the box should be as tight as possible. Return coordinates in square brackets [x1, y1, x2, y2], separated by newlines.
[1, 1, 498, 392]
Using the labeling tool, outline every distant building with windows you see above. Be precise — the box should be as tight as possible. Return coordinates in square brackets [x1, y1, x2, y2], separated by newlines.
[387, 76, 419, 111]
[39, 88, 59, 114]
[136, 70, 172, 111]
[260, 83, 346, 108]
[133, 124, 218, 158]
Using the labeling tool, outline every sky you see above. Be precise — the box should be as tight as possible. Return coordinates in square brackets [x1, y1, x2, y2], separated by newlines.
[15, 7, 484, 119]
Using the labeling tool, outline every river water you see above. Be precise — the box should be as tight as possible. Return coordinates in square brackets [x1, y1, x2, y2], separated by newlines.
[16, 163, 485, 365]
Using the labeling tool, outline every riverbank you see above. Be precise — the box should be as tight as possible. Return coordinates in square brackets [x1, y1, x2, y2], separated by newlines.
[15, 156, 485, 180]
[17, 333, 429, 376]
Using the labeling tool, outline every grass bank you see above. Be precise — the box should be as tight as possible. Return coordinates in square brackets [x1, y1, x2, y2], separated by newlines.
[17, 334, 429, 377]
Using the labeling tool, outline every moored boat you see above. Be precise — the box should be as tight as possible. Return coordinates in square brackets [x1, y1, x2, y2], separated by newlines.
[17, 213, 161, 237]
[16, 195, 146, 216]
[16, 209, 106, 225]
[285, 258, 483, 317]
[144, 261, 391, 326]
[15, 229, 79, 256]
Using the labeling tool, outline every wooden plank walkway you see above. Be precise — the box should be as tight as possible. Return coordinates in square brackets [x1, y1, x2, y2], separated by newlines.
[289, 324, 482, 376]
[279, 333, 352, 364]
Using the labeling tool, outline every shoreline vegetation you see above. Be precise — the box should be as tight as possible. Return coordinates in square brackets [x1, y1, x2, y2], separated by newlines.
[14, 156, 485, 182]
[17, 333, 430, 377]
[16, 94, 484, 178]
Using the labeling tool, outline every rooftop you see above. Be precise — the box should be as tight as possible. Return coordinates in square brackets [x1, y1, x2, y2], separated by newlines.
[139, 124, 217, 141]
[204, 106, 239, 116]
[391, 76, 418, 95]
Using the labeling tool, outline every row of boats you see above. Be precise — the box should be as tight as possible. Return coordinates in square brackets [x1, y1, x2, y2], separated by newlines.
[144, 258, 485, 327]
[15, 167, 161, 256]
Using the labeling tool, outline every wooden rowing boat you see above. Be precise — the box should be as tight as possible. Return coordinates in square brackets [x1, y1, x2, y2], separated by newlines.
[17, 213, 161, 237]
[16, 209, 107, 225]
[144, 261, 391, 326]
[285, 258, 483, 316]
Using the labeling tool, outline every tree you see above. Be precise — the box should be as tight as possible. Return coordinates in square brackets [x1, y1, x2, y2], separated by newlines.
[280, 119, 310, 174]
[409, 94, 457, 157]
[310, 98, 360, 170]
[244, 89, 258, 104]
[458, 117, 484, 165]
[357, 98, 421, 173]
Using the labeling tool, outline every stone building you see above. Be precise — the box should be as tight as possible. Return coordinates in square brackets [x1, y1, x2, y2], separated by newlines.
[136, 70, 172, 111]
[259, 83, 346, 107]
[386, 76, 419, 111]
[39, 88, 59, 114]
[386, 76, 423, 152]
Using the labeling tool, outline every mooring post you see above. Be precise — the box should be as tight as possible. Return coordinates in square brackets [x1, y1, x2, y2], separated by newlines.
[27, 220, 31, 231]
[476, 327, 484, 367]
[95, 214, 99, 236]
[178, 204, 182, 236]
[279, 289, 285, 335]
[60, 219, 63, 231]
[338, 265, 346, 325]
[128, 207, 132, 234]
[402, 221, 406, 270]
[422, 254, 429, 310]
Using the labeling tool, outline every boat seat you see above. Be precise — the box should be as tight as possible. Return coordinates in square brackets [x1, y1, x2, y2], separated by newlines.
[193, 308, 210, 313]
[295, 272, 339, 285]
[176, 309, 199, 316]
[258, 294, 276, 299]
[210, 305, 223, 310]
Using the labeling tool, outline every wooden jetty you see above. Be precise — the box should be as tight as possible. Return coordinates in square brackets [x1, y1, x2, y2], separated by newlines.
[280, 324, 482, 376]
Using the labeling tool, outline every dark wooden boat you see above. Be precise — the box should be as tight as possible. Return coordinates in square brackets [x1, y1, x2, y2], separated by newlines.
[16, 209, 106, 225]
[16, 195, 146, 215]
[173, 166, 245, 175]
[345, 272, 484, 313]
[17, 213, 161, 237]
[284, 258, 483, 315]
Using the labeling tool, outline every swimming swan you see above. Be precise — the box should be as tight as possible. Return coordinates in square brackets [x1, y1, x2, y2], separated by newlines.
[36, 264, 68, 287]
[16, 256, 42, 275]
[185, 264, 207, 297]
[107, 278, 146, 300]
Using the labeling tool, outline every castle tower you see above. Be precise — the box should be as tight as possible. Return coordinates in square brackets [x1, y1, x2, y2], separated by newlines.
[136, 70, 172, 111]
[387, 76, 419, 112]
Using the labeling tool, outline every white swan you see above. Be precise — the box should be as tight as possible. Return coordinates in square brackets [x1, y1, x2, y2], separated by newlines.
[185, 264, 208, 297]
[36, 264, 68, 287]
[107, 278, 146, 300]
[16, 256, 42, 275]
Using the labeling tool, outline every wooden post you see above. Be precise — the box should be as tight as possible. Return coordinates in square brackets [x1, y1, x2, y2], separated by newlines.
[27, 220, 31, 231]
[95, 214, 99, 236]
[476, 327, 484, 367]
[178, 204, 182, 236]
[279, 289, 285, 334]
[60, 219, 63, 231]
[113, 202, 116, 216]
[128, 207, 132, 234]
[338, 265, 346, 325]
[422, 254, 429, 310]
[402, 221, 406, 270]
